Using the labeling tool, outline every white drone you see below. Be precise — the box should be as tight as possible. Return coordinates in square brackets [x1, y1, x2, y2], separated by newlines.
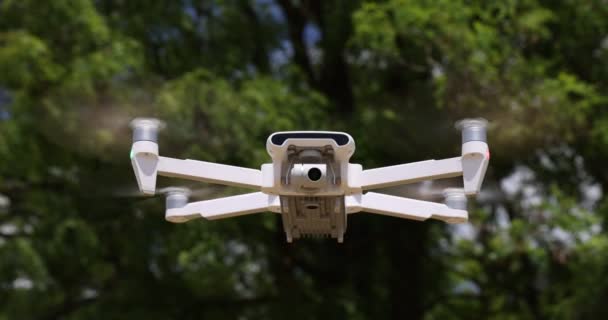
[129, 118, 489, 242]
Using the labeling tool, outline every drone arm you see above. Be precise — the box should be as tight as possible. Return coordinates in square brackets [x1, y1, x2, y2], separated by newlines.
[131, 149, 261, 195]
[359, 157, 463, 190]
[357, 141, 489, 195]
[165, 192, 281, 223]
[346, 192, 467, 224]
[157, 157, 262, 189]
[461, 141, 489, 195]
[131, 141, 160, 195]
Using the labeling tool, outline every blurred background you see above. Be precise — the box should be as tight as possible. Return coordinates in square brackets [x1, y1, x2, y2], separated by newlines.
[0, 0, 607, 319]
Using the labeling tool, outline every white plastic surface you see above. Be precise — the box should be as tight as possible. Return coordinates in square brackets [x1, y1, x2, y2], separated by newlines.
[131, 141, 159, 195]
[264, 131, 356, 195]
[346, 163, 362, 193]
[157, 157, 262, 189]
[461, 141, 489, 195]
[261, 163, 274, 191]
[165, 192, 280, 222]
[359, 157, 463, 190]
[266, 131, 355, 162]
[346, 192, 467, 224]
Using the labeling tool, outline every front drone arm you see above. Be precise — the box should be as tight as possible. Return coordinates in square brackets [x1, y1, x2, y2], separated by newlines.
[158, 157, 261, 188]
[356, 119, 489, 195]
[359, 157, 463, 190]
[131, 141, 262, 194]
[129, 119, 262, 194]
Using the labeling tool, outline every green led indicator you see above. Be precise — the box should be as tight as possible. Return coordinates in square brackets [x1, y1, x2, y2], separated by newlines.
[129, 149, 135, 160]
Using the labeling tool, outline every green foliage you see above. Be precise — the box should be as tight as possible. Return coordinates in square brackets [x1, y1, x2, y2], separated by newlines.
[157, 69, 327, 164]
[0, 31, 61, 89]
[1, 0, 608, 319]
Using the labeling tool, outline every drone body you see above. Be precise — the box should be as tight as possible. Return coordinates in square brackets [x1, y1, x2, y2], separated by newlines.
[130, 119, 489, 242]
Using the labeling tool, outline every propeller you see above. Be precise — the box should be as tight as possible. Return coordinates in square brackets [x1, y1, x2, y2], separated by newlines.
[384, 179, 461, 201]
[32, 83, 165, 162]
[112, 185, 222, 199]
[385, 179, 504, 203]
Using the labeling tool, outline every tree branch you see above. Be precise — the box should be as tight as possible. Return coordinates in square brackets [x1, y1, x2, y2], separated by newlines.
[309, 0, 356, 114]
[241, 2, 270, 73]
[276, 0, 317, 86]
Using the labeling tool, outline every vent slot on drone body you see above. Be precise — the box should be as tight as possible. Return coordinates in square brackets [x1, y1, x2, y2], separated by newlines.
[280, 196, 346, 242]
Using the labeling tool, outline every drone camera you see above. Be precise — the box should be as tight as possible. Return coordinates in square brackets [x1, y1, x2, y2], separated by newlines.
[307, 167, 322, 181]
[290, 163, 327, 190]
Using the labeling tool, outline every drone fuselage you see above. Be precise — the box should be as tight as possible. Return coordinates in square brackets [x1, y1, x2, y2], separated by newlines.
[262, 132, 357, 241]
[129, 119, 489, 243]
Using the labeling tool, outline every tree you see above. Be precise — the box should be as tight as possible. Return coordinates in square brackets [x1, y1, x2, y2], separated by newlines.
[0, 0, 607, 319]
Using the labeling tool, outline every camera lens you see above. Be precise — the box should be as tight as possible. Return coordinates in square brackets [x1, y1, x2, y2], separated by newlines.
[307, 167, 322, 181]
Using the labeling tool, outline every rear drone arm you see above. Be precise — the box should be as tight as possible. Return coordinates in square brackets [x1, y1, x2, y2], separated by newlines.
[345, 192, 468, 224]
[165, 192, 281, 223]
